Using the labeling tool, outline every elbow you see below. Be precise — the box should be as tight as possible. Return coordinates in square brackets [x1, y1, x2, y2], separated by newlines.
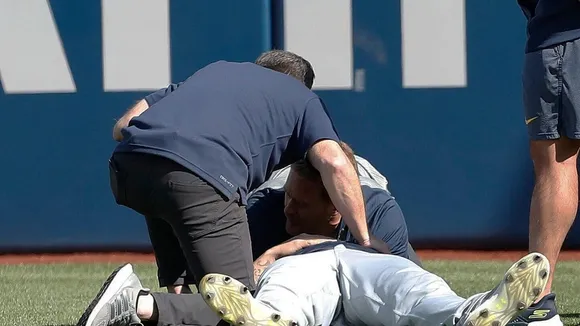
[309, 139, 356, 176]
[321, 153, 351, 174]
[113, 130, 122, 142]
[112, 122, 124, 142]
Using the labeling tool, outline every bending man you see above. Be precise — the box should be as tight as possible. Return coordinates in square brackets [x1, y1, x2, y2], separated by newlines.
[108, 50, 383, 297]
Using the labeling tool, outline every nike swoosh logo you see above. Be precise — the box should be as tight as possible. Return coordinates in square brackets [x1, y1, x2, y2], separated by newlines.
[525, 116, 538, 125]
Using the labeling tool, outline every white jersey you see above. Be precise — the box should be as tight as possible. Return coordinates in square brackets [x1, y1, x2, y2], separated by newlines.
[249, 155, 391, 197]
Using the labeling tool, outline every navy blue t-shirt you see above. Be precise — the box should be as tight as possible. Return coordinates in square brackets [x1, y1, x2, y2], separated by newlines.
[247, 185, 410, 259]
[114, 61, 340, 204]
[518, 0, 580, 52]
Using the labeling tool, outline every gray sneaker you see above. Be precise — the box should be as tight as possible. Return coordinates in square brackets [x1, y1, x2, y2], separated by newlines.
[455, 253, 550, 326]
[76, 263, 150, 326]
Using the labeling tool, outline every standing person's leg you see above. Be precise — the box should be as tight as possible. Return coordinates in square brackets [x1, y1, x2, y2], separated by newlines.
[522, 38, 580, 319]
[199, 249, 342, 326]
[336, 249, 549, 326]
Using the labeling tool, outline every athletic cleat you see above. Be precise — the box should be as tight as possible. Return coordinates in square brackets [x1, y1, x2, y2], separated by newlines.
[76, 263, 150, 326]
[506, 293, 563, 326]
[455, 253, 550, 326]
[199, 273, 297, 326]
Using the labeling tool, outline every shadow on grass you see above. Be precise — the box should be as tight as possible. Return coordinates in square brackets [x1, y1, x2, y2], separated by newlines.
[561, 313, 580, 318]
[44, 324, 74, 326]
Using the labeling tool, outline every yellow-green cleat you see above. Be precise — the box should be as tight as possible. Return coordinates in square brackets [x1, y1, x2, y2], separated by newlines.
[456, 253, 550, 326]
[199, 273, 299, 326]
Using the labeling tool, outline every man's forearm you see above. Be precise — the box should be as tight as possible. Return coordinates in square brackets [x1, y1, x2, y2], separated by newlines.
[253, 235, 336, 282]
[319, 162, 369, 245]
[307, 140, 370, 246]
[266, 236, 336, 258]
[113, 99, 149, 141]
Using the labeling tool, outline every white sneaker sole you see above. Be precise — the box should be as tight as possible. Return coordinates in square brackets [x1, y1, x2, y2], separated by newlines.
[462, 253, 550, 326]
[199, 273, 299, 326]
[76, 263, 134, 326]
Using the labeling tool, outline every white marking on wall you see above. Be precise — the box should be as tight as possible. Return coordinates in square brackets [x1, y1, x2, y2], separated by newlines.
[283, 0, 353, 90]
[401, 0, 467, 88]
[0, 0, 76, 94]
[102, 0, 171, 91]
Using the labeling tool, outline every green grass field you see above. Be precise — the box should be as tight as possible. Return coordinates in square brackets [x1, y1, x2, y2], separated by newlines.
[0, 260, 578, 326]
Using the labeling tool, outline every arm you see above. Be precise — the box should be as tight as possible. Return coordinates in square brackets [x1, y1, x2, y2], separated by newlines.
[307, 140, 371, 247]
[253, 234, 336, 282]
[113, 99, 149, 141]
[112, 82, 183, 142]
[266, 234, 336, 258]
[293, 98, 388, 252]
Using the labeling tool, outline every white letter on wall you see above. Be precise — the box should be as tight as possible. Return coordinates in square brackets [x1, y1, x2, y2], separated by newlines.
[283, 0, 353, 90]
[0, 0, 76, 94]
[401, 0, 467, 88]
[102, 0, 171, 91]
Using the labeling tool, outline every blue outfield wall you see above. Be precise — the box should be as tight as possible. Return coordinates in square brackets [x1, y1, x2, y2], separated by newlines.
[1, 1, 579, 251]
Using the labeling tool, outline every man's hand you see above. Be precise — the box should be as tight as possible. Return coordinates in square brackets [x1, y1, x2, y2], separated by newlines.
[361, 234, 390, 254]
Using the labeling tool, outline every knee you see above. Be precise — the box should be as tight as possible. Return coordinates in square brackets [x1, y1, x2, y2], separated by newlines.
[529, 139, 580, 171]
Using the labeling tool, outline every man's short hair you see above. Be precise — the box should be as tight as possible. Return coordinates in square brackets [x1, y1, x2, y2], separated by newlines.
[291, 141, 359, 200]
[255, 50, 315, 89]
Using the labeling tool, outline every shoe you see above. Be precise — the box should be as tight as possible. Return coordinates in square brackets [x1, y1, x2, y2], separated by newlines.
[76, 263, 150, 326]
[199, 273, 299, 326]
[455, 253, 550, 326]
[507, 293, 563, 326]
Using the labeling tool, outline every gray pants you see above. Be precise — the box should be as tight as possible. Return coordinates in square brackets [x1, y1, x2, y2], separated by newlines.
[110, 152, 254, 289]
[149, 243, 422, 326]
[523, 37, 580, 140]
[254, 245, 477, 326]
